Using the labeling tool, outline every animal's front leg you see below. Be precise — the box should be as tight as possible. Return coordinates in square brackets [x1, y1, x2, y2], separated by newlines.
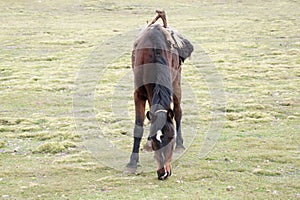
[143, 89, 154, 152]
[173, 86, 185, 152]
[125, 92, 146, 173]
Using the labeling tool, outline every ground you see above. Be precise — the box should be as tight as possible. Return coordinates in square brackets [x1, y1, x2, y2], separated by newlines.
[0, 0, 299, 199]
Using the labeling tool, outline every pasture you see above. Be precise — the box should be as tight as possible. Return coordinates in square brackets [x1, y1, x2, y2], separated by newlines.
[0, 0, 299, 199]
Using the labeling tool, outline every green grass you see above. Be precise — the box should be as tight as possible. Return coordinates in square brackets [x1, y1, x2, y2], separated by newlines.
[0, 0, 299, 199]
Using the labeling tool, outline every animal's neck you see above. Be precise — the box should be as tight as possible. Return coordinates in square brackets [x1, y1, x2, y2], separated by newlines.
[151, 84, 172, 112]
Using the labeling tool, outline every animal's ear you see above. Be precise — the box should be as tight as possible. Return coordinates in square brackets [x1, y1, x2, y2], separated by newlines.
[146, 111, 155, 121]
[167, 109, 174, 120]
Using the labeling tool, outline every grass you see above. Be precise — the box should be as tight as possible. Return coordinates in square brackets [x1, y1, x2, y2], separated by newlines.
[0, 0, 299, 199]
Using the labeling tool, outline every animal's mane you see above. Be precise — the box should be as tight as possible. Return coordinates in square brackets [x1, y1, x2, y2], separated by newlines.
[152, 84, 173, 110]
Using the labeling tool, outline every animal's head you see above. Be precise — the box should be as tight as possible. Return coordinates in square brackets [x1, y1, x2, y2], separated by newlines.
[146, 109, 175, 151]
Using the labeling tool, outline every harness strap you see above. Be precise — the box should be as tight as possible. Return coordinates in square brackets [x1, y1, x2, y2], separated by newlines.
[155, 109, 168, 114]
[170, 30, 180, 49]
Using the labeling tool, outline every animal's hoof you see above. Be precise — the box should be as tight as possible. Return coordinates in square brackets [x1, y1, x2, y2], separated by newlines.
[124, 153, 139, 174]
[123, 166, 137, 174]
[175, 146, 186, 153]
[143, 140, 153, 152]
[157, 168, 169, 180]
